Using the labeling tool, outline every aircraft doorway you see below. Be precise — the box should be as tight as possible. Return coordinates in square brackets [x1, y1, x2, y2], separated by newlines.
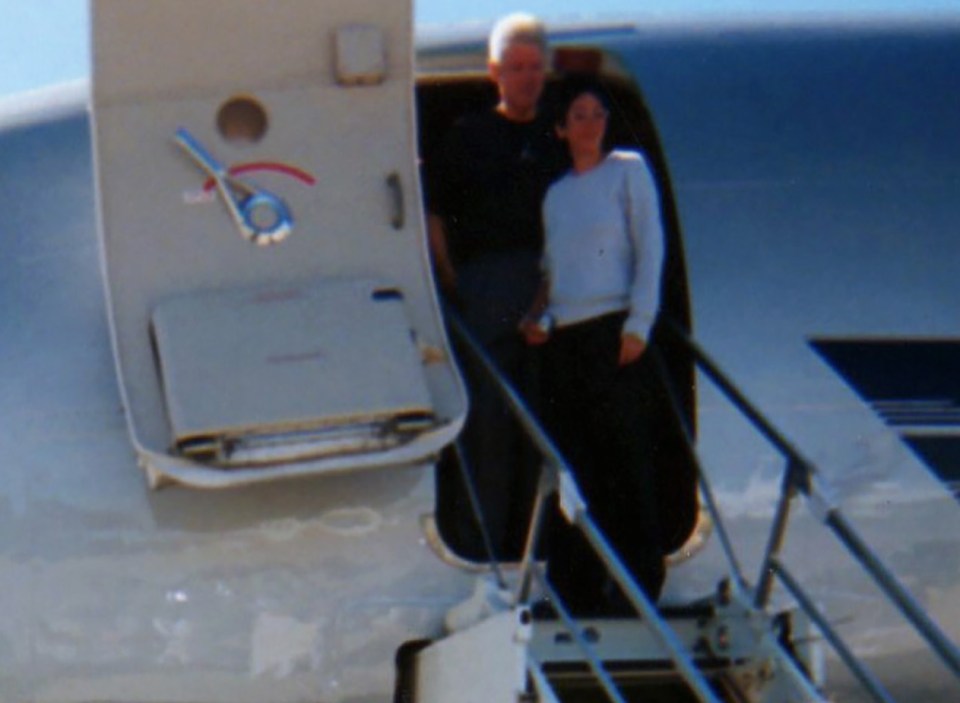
[415, 65, 699, 566]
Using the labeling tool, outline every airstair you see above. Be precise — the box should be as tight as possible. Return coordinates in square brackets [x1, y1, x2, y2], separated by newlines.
[399, 313, 960, 703]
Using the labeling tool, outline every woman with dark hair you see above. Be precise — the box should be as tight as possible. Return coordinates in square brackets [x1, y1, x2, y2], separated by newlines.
[521, 77, 667, 611]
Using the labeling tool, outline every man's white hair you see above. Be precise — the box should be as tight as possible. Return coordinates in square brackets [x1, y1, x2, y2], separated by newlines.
[488, 12, 548, 64]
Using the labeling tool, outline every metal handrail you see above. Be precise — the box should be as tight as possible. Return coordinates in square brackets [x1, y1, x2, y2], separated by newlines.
[658, 320, 960, 681]
[450, 439, 508, 589]
[535, 575, 631, 703]
[825, 509, 960, 677]
[444, 310, 724, 703]
[648, 349, 749, 592]
[573, 513, 723, 703]
[444, 302, 960, 700]
[770, 558, 897, 703]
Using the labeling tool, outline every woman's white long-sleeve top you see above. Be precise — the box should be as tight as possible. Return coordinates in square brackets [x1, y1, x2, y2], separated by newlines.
[542, 149, 665, 341]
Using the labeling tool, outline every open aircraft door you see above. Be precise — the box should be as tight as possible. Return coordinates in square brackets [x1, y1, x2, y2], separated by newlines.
[91, 0, 466, 488]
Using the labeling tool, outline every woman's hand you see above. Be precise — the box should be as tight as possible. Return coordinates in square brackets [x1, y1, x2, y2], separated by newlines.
[519, 316, 550, 346]
[519, 282, 551, 346]
[619, 333, 647, 366]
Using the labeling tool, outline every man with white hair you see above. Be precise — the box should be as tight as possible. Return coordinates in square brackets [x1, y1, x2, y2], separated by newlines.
[427, 13, 562, 562]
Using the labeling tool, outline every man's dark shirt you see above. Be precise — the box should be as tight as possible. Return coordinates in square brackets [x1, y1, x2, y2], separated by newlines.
[427, 108, 563, 341]
[428, 108, 562, 265]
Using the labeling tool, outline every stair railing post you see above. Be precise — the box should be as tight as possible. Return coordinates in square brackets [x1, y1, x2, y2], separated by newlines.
[753, 458, 807, 609]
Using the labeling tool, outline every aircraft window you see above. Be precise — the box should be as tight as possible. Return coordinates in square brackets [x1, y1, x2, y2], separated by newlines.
[216, 95, 268, 144]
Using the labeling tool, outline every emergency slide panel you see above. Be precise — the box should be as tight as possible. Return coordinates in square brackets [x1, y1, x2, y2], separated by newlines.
[152, 278, 435, 466]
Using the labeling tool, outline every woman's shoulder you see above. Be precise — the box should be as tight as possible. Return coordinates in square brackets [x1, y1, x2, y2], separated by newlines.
[608, 148, 641, 161]
[605, 148, 652, 170]
[605, 150, 657, 188]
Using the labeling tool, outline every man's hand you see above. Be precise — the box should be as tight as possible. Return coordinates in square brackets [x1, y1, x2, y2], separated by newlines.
[619, 333, 647, 366]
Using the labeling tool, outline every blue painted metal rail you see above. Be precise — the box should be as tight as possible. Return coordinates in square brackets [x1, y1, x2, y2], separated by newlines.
[656, 320, 960, 699]
[445, 305, 960, 702]
[446, 310, 726, 703]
